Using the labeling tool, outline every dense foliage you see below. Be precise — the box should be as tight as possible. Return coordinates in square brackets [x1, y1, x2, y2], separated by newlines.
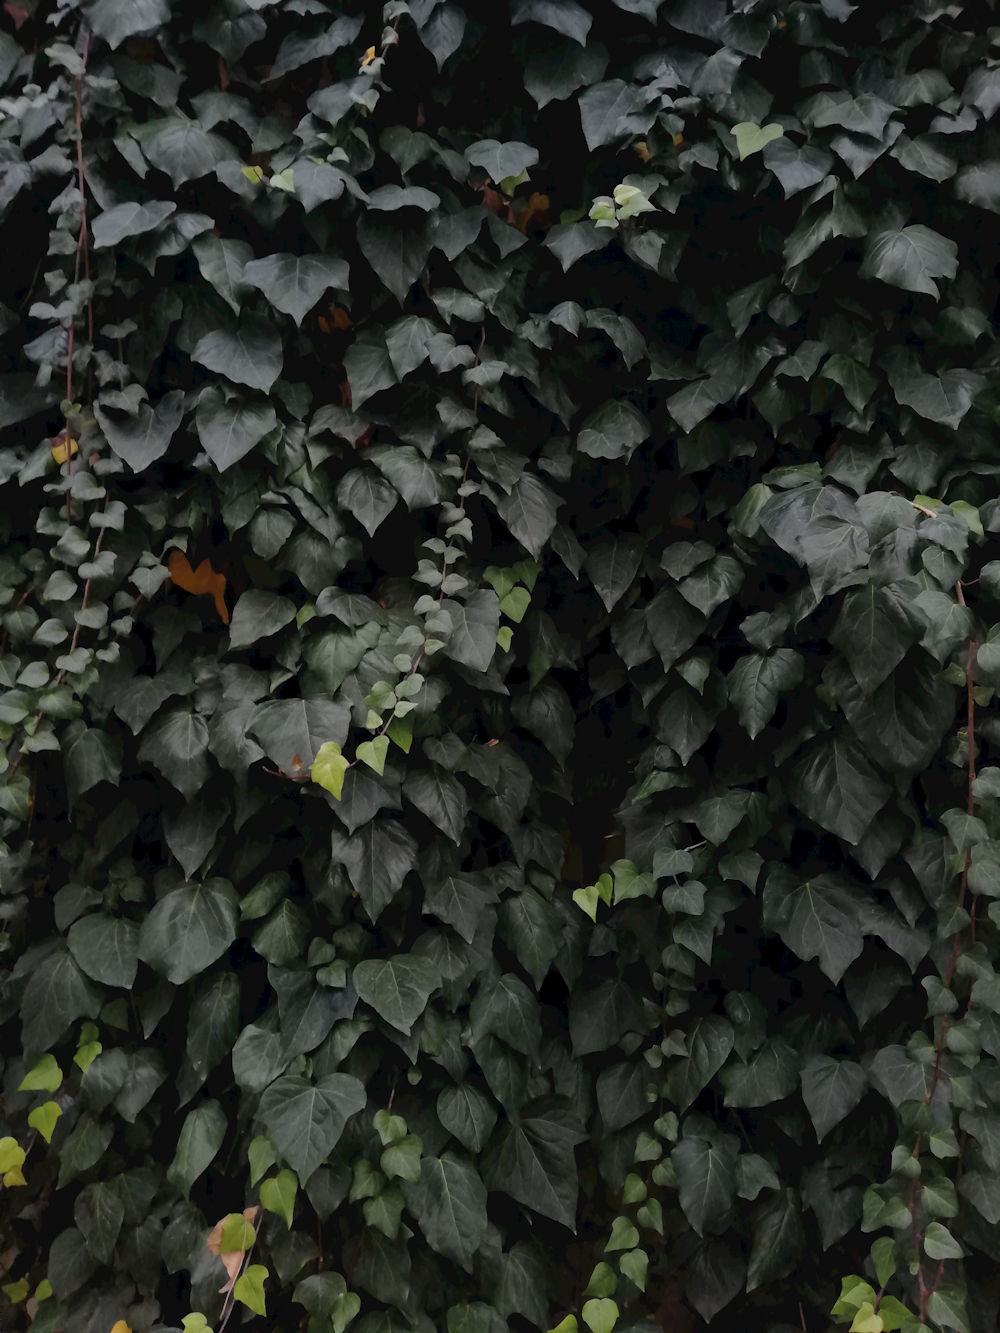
[6, 1, 1000, 1331]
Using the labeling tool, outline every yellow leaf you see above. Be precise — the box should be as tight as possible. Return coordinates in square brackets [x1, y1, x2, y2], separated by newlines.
[360, 45, 376, 65]
[50, 434, 78, 465]
[241, 166, 264, 183]
[34, 1281, 52, 1302]
[633, 141, 651, 162]
[2, 1279, 28, 1303]
[110, 1321, 133, 1333]
[2, 1168, 25, 1187]
[0, 1138, 25, 1173]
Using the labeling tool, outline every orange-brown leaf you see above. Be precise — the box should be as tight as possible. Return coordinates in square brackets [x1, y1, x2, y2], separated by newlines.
[513, 191, 551, 233]
[167, 551, 229, 625]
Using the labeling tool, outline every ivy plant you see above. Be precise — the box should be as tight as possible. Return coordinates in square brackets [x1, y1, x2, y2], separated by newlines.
[2, 2, 1000, 1333]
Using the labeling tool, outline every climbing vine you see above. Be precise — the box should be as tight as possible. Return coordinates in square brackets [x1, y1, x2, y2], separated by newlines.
[2, 2, 1000, 1333]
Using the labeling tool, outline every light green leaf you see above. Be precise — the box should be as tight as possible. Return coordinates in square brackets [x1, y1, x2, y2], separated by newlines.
[27, 1101, 61, 1144]
[581, 1300, 618, 1333]
[19, 1054, 63, 1092]
[260, 1169, 298, 1229]
[732, 122, 784, 159]
[233, 1265, 268, 1316]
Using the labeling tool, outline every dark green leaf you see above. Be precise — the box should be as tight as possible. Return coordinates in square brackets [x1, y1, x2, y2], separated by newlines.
[191, 314, 283, 393]
[21, 948, 103, 1055]
[437, 1084, 497, 1152]
[353, 954, 440, 1033]
[672, 1136, 737, 1236]
[746, 1189, 804, 1291]
[67, 915, 138, 989]
[137, 879, 239, 985]
[258, 1074, 367, 1181]
[165, 1099, 227, 1198]
[793, 734, 891, 844]
[482, 1097, 586, 1230]
[196, 388, 276, 471]
[332, 818, 418, 921]
[402, 1153, 488, 1266]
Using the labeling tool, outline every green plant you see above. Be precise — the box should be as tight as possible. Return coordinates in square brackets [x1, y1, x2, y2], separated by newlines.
[2, 2, 1000, 1333]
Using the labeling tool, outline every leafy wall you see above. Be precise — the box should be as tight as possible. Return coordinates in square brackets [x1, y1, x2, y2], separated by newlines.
[1, 1, 1000, 1332]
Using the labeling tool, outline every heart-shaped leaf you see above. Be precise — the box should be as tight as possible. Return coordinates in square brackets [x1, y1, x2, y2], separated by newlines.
[573, 886, 600, 920]
[311, 741, 350, 799]
[582, 1299, 619, 1333]
[233, 1265, 268, 1316]
[732, 121, 784, 160]
[19, 1054, 63, 1092]
[356, 735, 389, 776]
[259, 1169, 298, 1229]
[27, 1102, 61, 1144]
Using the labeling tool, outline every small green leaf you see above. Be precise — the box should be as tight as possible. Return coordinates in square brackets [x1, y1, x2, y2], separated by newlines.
[27, 1102, 61, 1144]
[33, 1281, 52, 1302]
[732, 122, 784, 160]
[310, 741, 350, 799]
[622, 1174, 647, 1204]
[356, 735, 389, 776]
[219, 1213, 256, 1252]
[581, 1298, 618, 1333]
[386, 715, 413, 752]
[848, 1302, 881, 1333]
[380, 1133, 423, 1183]
[499, 588, 531, 622]
[871, 1236, 896, 1288]
[331, 1291, 361, 1333]
[831, 1277, 878, 1318]
[604, 1216, 639, 1251]
[74, 1040, 102, 1072]
[618, 1247, 647, 1292]
[362, 1188, 404, 1238]
[233, 1264, 268, 1316]
[259, 1169, 298, 1230]
[248, 1135, 277, 1186]
[497, 626, 513, 652]
[374, 1109, 407, 1145]
[923, 1221, 963, 1260]
[572, 886, 600, 920]
[19, 1054, 63, 1092]
[584, 1263, 617, 1298]
[549, 1319, 578, 1333]
[2, 1280, 28, 1303]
